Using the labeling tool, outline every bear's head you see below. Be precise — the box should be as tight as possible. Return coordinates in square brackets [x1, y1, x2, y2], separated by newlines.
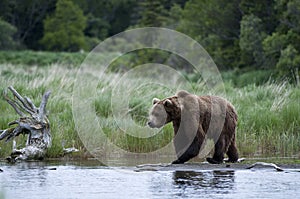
[147, 96, 181, 128]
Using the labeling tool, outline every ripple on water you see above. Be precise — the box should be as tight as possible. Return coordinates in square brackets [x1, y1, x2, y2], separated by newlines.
[0, 162, 300, 199]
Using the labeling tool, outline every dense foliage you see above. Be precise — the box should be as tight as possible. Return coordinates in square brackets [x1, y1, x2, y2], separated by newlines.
[40, 0, 87, 51]
[0, 51, 87, 66]
[0, 0, 299, 82]
[0, 19, 19, 50]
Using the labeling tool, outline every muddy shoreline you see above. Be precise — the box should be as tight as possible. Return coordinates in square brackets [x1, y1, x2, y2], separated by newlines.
[1, 158, 300, 172]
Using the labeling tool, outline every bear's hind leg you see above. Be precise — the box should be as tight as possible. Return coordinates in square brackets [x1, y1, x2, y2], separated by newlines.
[226, 138, 239, 163]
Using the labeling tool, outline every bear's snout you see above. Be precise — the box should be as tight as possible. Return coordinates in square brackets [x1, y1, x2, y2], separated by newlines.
[147, 121, 154, 128]
[147, 120, 163, 128]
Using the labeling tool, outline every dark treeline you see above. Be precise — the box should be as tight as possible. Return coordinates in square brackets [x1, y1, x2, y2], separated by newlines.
[0, 0, 299, 81]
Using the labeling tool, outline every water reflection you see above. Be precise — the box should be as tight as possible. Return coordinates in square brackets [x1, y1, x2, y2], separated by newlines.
[172, 170, 235, 196]
[2, 161, 300, 199]
[5, 161, 49, 187]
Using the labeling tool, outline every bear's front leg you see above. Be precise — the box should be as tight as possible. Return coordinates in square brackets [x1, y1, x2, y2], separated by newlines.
[172, 137, 201, 164]
[206, 138, 226, 164]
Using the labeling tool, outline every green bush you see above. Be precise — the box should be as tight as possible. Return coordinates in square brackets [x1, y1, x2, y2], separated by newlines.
[0, 50, 87, 66]
[222, 69, 273, 87]
[40, 0, 87, 52]
[0, 19, 19, 50]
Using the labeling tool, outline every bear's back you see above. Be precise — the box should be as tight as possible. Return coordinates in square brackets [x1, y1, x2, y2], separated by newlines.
[197, 95, 237, 132]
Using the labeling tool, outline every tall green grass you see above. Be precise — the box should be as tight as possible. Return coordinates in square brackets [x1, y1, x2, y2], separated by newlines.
[0, 63, 299, 159]
[226, 81, 300, 157]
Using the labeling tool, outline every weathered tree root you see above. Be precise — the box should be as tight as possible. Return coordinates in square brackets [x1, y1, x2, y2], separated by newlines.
[0, 86, 51, 162]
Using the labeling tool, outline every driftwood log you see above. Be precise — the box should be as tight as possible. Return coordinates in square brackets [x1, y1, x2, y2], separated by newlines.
[0, 86, 51, 162]
[246, 162, 284, 172]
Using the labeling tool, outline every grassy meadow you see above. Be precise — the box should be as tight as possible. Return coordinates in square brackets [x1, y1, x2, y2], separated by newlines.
[0, 56, 299, 160]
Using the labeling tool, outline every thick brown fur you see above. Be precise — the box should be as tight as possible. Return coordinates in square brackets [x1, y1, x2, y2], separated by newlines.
[148, 90, 238, 164]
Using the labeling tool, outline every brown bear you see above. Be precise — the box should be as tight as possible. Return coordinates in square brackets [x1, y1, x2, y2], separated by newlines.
[147, 90, 238, 164]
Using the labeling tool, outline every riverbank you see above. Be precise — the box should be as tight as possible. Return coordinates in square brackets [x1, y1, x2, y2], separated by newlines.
[1, 157, 300, 170]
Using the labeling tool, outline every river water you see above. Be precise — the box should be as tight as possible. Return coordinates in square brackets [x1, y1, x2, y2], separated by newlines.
[0, 160, 299, 199]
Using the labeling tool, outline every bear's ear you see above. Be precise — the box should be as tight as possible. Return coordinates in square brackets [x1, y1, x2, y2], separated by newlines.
[163, 99, 173, 107]
[152, 98, 160, 105]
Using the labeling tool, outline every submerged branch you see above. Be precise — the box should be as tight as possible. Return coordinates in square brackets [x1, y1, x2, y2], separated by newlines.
[246, 162, 284, 172]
